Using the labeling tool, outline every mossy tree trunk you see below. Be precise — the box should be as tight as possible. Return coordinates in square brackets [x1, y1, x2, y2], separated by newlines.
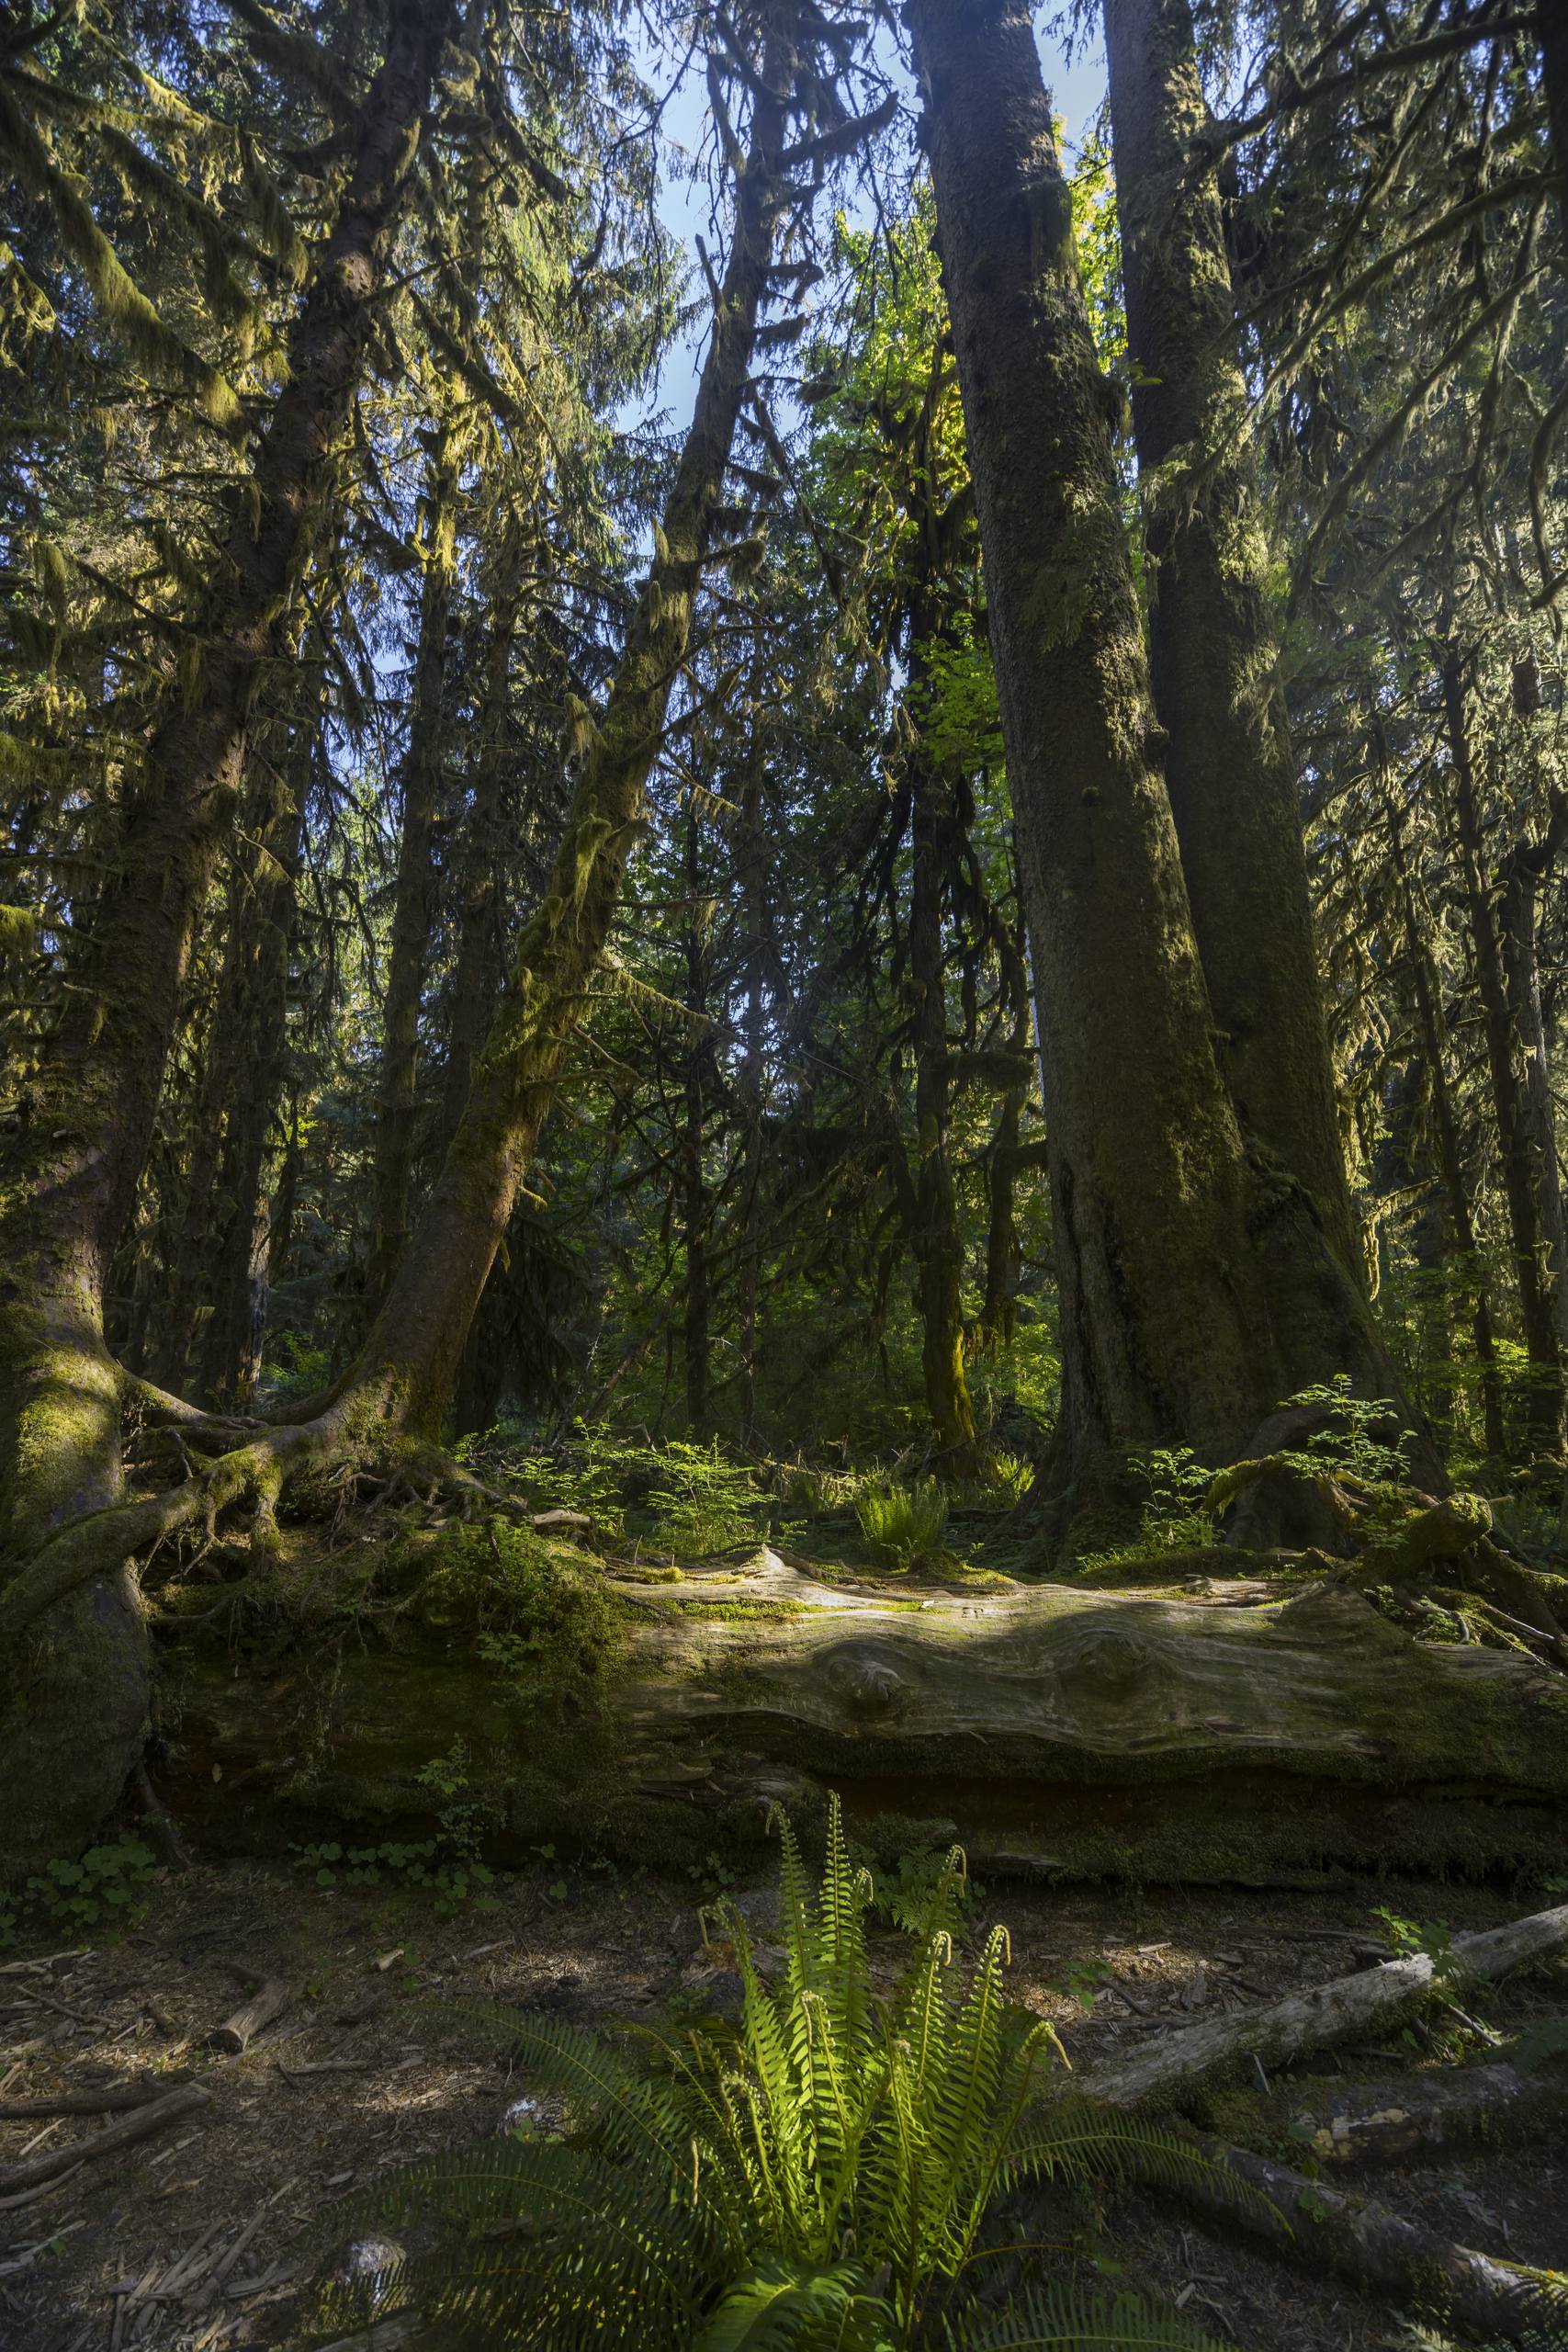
[1444, 642, 1565, 1444]
[0, 0, 454, 1868]
[366, 424, 462, 1316]
[1388, 807, 1507, 1457]
[907, 646, 980, 1477]
[908, 0, 1279, 1472]
[682, 791, 714, 1439]
[1102, 0, 1359, 1277]
[197, 686, 316, 1411]
[1101, 0, 1418, 1427]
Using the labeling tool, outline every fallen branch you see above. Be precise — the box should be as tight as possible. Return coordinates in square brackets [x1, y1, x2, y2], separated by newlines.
[0, 2083, 209, 2195]
[1077, 1901, 1568, 2107]
[0, 2070, 182, 2119]
[1173, 2121, 1568, 2344]
[1282, 2045, 1568, 2166]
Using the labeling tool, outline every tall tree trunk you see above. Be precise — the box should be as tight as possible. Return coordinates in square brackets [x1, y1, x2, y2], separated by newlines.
[737, 755, 766, 1452]
[1391, 812, 1507, 1460]
[1500, 822, 1568, 1367]
[333, 18, 806, 1441]
[441, 579, 519, 1143]
[1443, 645, 1564, 1442]
[682, 801, 712, 1439]
[1102, 0, 1360, 1277]
[0, 0, 452, 1871]
[366, 426, 460, 1312]
[908, 0, 1279, 1473]
[907, 695, 979, 1476]
[197, 695, 315, 1409]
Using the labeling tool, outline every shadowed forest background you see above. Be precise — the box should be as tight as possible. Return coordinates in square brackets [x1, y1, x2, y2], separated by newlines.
[3, 2, 1568, 2347]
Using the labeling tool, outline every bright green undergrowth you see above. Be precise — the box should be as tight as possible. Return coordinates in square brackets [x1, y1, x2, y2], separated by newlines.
[306, 1799, 1236, 2350]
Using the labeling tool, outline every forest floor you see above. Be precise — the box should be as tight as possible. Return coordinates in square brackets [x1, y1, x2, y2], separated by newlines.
[2, 1851, 1564, 2352]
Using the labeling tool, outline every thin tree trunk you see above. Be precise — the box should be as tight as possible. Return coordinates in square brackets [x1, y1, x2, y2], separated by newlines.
[1502, 831, 1568, 1366]
[908, 706, 979, 1475]
[1391, 810, 1507, 1458]
[908, 0, 1277, 1473]
[737, 759, 766, 1451]
[334, 18, 806, 1440]
[197, 695, 315, 1409]
[1444, 644, 1564, 1442]
[366, 427, 460, 1312]
[441, 578, 519, 1142]
[682, 800, 712, 1439]
[1102, 0, 1361, 1276]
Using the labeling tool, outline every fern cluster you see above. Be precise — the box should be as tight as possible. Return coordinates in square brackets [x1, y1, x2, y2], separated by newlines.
[306, 1801, 1232, 2350]
[855, 1477, 950, 1569]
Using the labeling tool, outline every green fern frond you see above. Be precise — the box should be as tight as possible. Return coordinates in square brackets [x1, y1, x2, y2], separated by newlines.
[694, 2258, 897, 2351]
[951, 2282, 1235, 2349]
[999, 2102, 1273, 2226]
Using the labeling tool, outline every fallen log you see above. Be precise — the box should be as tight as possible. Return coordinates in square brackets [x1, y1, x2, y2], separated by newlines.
[0, 2083, 209, 2196]
[1283, 2044, 1568, 2166]
[1077, 1903, 1568, 2108]
[1172, 2123, 1568, 2345]
[159, 1548, 1568, 1879]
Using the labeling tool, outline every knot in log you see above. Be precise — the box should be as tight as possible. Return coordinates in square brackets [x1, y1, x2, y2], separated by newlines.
[826, 1643, 909, 1718]
[1054, 1623, 1156, 1693]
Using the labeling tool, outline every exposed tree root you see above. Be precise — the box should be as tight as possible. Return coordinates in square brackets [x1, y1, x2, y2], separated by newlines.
[0, 1383, 593, 1645]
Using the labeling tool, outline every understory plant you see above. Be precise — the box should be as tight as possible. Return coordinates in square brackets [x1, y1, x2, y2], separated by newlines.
[856, 1476, 950, 1568]
[307, 1801, 1233, 2348]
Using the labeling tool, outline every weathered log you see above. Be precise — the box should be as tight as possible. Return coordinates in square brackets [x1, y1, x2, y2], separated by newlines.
[1283, 2046, 1568, 2165]
[156, 1549, 1568, 1879]
[208, 1969, 292, 2053]
[1170, 2122, 1568, 2344]
[1077, 1904, 1568, 2108]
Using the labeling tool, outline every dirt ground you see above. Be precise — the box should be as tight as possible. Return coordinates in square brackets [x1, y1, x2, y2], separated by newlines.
[2, 1855, 1564, 2352]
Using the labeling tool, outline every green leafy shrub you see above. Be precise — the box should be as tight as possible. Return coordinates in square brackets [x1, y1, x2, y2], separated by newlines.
[1, 1838, 159, 1946]
[647, 1439, 766, 1557]
[855, 1476, 949, 1568]
[307, 1800, 1233, 2349]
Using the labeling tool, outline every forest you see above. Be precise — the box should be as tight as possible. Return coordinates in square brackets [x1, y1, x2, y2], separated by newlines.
[2, 0, 1568, 2345]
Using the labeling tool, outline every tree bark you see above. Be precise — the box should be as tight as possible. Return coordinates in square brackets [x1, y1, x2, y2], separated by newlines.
[1102, 0, 1359, 1278]
[907, 666, 979, 1475]
[908, 0, 1278, 1472]
[440, 576, 519, 1143]
[0, 0, 453, 1869]
[366, 426, 461, 1314]
[1443, 643, 1565, 1442]
[197, 712, 312, 1412]
[1391, 808, 1507, 1458]
[682, 797, 713, 1439]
